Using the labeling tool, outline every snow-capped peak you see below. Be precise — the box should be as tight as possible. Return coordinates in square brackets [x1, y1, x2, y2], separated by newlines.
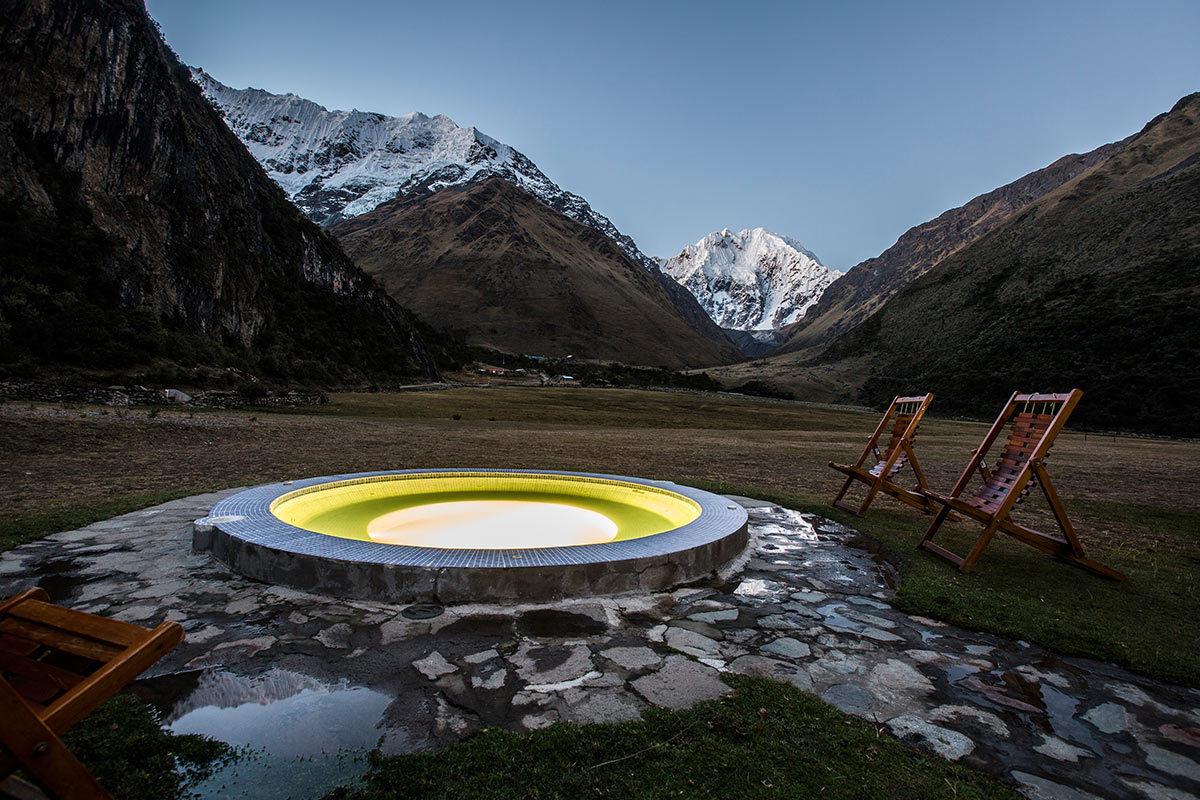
[189, 68, 658, 270]
[661, 228, 841, 330]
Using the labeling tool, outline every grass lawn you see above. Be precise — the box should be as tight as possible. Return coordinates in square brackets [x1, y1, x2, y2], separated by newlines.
[329, 675, 1019, 800]
[0, 489, 212, 552]
[62, 695, 234, 800]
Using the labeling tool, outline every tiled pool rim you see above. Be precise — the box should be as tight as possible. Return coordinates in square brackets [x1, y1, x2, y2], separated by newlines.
[192, 470, 749, 603]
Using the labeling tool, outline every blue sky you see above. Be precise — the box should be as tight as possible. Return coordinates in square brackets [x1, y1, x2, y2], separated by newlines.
[147, 0, 1199, 269]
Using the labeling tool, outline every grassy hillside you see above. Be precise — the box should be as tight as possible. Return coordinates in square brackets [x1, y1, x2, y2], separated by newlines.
[822, 94, 1200, 436]
[775, 138, 1128, 355]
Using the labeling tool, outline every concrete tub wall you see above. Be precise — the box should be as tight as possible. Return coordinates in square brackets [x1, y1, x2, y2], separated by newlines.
[192, 471, 749, 604]
[193, 519, 748, 604]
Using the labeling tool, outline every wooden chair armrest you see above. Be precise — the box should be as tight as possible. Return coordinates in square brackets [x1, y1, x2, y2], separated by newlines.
[0, 588, 49, 617]
[43, 621, 183, 734]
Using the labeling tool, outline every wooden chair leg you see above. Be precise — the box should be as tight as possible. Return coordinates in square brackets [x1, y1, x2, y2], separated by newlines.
[917, 504, 969, 566]
[960, 521, 1001, 573]
[0, 683, 112, 800]
[855, 479, 884, 515]
[1031, 463, 1126, 581]
[1032, 464, 1084, 557]
[831, 475, 856, 509]
[832, 474, 873, 516]
[919, 504, 952, 548]
[1061, 555, 1127, 582]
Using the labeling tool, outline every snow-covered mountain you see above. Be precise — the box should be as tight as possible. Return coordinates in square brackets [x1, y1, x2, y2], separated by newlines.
[191, 69, 657, 269]
[660, 228, 841, 331]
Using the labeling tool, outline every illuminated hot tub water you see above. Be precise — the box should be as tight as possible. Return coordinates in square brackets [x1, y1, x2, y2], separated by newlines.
[194, 470, 748, 603]
[365, 501, 618, 548]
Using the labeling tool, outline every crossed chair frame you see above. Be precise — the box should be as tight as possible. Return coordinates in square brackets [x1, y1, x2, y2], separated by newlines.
[828, 389, 1125, 581]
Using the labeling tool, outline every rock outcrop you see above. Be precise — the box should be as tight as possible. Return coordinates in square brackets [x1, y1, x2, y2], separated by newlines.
[0, 0, 440, 383]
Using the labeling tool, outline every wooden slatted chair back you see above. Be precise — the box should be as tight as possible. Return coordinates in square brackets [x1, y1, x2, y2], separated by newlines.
[952, 392, 1077, 519]
[871, 399, 925, 477]
[829, 394, 937, 516]
[965, 407, 1057, 513]
[918, 389, 1124, 581]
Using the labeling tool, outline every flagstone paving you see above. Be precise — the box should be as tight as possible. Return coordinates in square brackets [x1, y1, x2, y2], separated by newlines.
[2, 490, 1198, 800]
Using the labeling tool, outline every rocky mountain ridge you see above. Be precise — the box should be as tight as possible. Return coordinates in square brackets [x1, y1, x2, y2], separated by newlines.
[192, 70, 660, 270]
[331, 178, 742, 369]
[776, 135, 1134, 355]
[660, 228, 839, 331]
[193, 69, 738, 354]
[705, 93, 1200, 434]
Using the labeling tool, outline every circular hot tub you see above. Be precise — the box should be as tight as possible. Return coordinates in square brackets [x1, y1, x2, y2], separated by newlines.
[193, 470, 748, 603]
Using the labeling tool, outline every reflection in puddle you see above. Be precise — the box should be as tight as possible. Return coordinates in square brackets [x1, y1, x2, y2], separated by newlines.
[757, 520, 820, 544]
[1041, 684, 1101, 752]
[168, 668, 325, 724]
[750, 508, 900, 593]
[943, 663, 983, 684]
[168, 669, 392, 799]
[814, 603, 867, 632]
[733, 578, 788, 598]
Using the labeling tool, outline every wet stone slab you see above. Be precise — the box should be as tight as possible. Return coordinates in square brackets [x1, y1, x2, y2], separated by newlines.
[2, 494, 1199, 800]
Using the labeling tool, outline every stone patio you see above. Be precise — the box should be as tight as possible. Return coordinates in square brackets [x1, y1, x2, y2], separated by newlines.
[1, 490, 1198, 800]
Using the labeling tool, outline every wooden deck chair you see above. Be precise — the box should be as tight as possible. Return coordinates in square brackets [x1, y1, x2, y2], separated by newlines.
[0, 587, 184, 800]
[918, 390, 1125, 581]
[829, 394, 938, 516]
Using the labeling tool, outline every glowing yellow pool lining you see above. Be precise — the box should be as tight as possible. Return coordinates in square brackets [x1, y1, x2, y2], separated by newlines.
[269, 472, 702, 550]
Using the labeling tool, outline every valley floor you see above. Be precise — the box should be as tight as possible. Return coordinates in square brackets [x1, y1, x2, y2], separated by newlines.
[1, 387, 1198, 797]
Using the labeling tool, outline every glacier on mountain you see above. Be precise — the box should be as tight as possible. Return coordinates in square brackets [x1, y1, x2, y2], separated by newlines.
[661, 228, 840, 330]
[190, 68, 658, 269]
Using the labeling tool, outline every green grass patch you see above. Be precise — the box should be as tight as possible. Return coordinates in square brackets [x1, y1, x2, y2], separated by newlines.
[0, 489, 215, 552]
[329, 675, 1018, 800]
[63, 694, 234, 800]
[690, 481, 1200, 687]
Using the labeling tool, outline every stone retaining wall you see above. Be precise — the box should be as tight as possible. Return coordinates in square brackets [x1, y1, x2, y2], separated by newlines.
[0, 381, 327, 409]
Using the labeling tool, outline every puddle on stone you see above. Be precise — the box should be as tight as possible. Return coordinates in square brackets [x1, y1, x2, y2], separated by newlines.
[516, 608, 607, 638]
[436, 614, 515, 642]
[746, 507, 899, 595]
[814, 602, 868, 632]
[26, 556, 89, 603]
[166, 668, 392, 800]
[1042, 684, 1102, 752]
[944, 663, 984, 684]
[733, 578, 788, 599]
[758, 521, 820, 543]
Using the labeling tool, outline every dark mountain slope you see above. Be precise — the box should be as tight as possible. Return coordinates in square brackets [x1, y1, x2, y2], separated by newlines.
[192, 70, 735, 357]
[824, 93, 1200, 436]
[776, 136, 1131, 355]
[0, 0, 439, 384]
[331, 178, 742, 369]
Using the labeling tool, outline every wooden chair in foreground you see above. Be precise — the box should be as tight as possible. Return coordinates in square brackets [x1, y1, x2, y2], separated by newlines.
[829, 393, 939, 516]
[0, 587, 184, 800]
[918, 389, 1125, 581]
